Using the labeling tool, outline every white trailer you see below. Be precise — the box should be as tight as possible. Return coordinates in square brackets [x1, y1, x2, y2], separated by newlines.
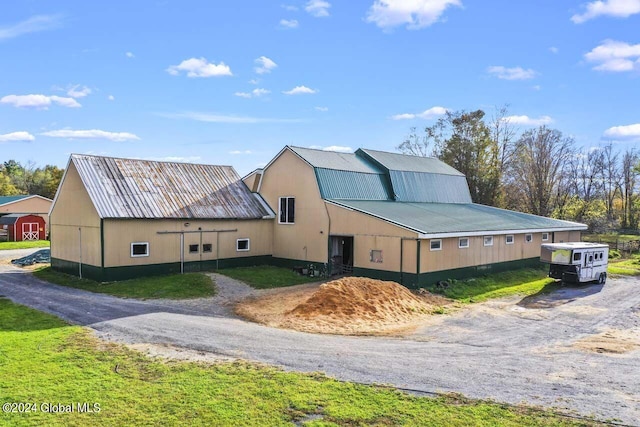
[540, 242, 609, 284]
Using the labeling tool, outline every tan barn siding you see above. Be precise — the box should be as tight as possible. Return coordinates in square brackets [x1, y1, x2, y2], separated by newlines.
[103, 219, 272, 267]
[420, 233, 545, 273]
[325, 202, 418, 273]
[50, 162, 101, 266]
[259, 149, 329, 263]
[242, 172, 261, 193]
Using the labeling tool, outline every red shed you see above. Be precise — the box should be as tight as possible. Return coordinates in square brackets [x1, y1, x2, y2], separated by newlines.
[0, 214, 46, 241]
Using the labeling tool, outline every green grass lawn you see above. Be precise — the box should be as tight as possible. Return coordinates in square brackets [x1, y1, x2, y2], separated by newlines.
[32, 267, 216, 299]
[608, 254, 640, 276]
[434, 268, 558, 303]
[219, 265, 320, 289]
[0, 298, 602, 426]
[0, 240, 50, 250]
[582, 233, 640, 244]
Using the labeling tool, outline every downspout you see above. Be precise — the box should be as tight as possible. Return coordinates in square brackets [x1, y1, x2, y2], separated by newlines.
[323, 201, 332, 277]
[400, 238, 403, 285]
[180, 232, 184, 274]
[100, 219, 105, 279]
[416, 239, 421, 288]
[78, 227, 83, 279]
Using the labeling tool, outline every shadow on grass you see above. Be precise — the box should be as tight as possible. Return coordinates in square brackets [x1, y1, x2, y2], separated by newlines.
[518, 281, 604, 309]
[0, 298, 69, 331]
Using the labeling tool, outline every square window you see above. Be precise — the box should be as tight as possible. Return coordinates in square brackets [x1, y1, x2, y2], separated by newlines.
[370, 249, 383, 263]
[506, 235, 514, 245]
[573, 252, 581, 262]
[542, 233, 549, 241]
[459, 237, 469, 248]
[189, 244, 199, 253]
[525, 234, 533, 243]
[237, 238, 250, 252]
[279, 197, 295, 224]
[203, 243, 212, 253]
[131, 242, 149, 257]
[483, 236, 494, 247]
[430, 239, 442, 251]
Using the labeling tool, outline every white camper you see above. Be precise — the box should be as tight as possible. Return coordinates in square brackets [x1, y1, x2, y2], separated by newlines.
[540, 242, 609, 284]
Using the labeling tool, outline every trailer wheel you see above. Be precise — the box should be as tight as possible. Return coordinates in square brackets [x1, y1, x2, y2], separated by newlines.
[598, 272, 607, 285]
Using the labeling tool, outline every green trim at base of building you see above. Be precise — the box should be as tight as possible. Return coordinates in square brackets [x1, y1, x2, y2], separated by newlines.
[52, 256, 273, 282]
[353, 257, 542, 289]
[51, 256, 542, 286]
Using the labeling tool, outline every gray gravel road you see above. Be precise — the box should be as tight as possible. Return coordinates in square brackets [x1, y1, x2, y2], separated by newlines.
[1, 249, 639, 425]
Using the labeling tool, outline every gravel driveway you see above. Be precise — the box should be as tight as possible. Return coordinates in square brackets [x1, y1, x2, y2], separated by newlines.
[1, 249, 638, 425]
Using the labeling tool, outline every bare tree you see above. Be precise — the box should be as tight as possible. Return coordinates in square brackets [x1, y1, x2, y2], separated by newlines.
[594, 142, 621, 222]
[621, 148, 639, 229]
[507, 126, 575, 217]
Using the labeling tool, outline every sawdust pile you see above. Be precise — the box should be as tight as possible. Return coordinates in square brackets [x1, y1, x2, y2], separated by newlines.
[235, 277, 450, 336]
[573, 329, 640, 354]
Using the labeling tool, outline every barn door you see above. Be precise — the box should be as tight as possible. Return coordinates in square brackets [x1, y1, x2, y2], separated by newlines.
[22, 223, 39, 241]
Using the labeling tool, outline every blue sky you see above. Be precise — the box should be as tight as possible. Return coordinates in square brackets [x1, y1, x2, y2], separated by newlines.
[1, 0, 639, 176]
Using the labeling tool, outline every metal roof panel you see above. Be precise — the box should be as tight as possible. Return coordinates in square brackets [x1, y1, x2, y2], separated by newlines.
[71, 154, 272, 219]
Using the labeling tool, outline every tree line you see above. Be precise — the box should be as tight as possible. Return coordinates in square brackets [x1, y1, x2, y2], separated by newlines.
[398, 107, 639, 232]
[0, 160, 64, 200]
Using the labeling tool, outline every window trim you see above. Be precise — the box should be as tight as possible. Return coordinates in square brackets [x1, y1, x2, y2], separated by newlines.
[189, 244, 199, 254]
[430, 239, 442, 251]
[505, 235, 514, 245]
[370, 249, 383, 263]
[458, 237, 469, 249]
[525, 233, 533, 243]
[236, 238, 250, 252]
[203, 243, 213, 253]
[542, 232, 549, 241]
[483, 236, 494, 247]
[278, 196, 295, 224]
[130, 242, 149, 258]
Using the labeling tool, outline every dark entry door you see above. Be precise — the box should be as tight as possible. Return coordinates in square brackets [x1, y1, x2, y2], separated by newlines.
[329, 236, 354, 275]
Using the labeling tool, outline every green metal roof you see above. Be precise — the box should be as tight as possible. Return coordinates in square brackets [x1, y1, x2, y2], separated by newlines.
[328, 200, 587, 236]
[388, 171, 472, 203]
[289, 146, 382, 173]
[358, 148, 465, 176]
[315, 168, 392, 200]
[0, 195, 31, 206]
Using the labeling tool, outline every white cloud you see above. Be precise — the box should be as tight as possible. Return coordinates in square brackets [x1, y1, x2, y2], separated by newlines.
[0, 131, 35, 142]
[166, 57, 232, 78]
[572, 0, 640, 23]
[315, 106, 329, 111]
[229, 150, 253, 155]
[391, 106, 448, 120]
[108, 95, 115, 101]
[67, 85, 92, 98]
[365, 0, 461, 30]
[0, 94, 81, 109]
[235, 88, 271, 98]
[502, 115, 553, 126]
[282, 4, 299, 11]
[305, 0, 331, 17]
[254, 56, 277, 74]
[41, 129, 140, 141]
[161, 111, 303, 124]
[283, 85, 317, 95]
[584, 39, 640, 72]
[126, 51, 135, 58]
[532, 85, 542, 91]
[310, 145, 353, 153]
[248, 79, 260, 85]
[549, 46, 559, 54]
[279, 19, 299, 28]
[487, 65, 537, 80]
[603, 123, 640, 140]
[0, 14, 63, 41]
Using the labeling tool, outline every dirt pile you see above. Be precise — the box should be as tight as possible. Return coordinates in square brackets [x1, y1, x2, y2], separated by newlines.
[236, 277, 450, 335]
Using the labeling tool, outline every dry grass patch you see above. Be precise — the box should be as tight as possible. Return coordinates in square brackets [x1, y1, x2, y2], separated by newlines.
[573, 329, 640, 354]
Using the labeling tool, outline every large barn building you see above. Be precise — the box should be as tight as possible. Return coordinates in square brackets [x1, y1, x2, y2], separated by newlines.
[50, 154, 274, 281]
[251, 146, 586, 287]
[51, 148, 586, 286]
